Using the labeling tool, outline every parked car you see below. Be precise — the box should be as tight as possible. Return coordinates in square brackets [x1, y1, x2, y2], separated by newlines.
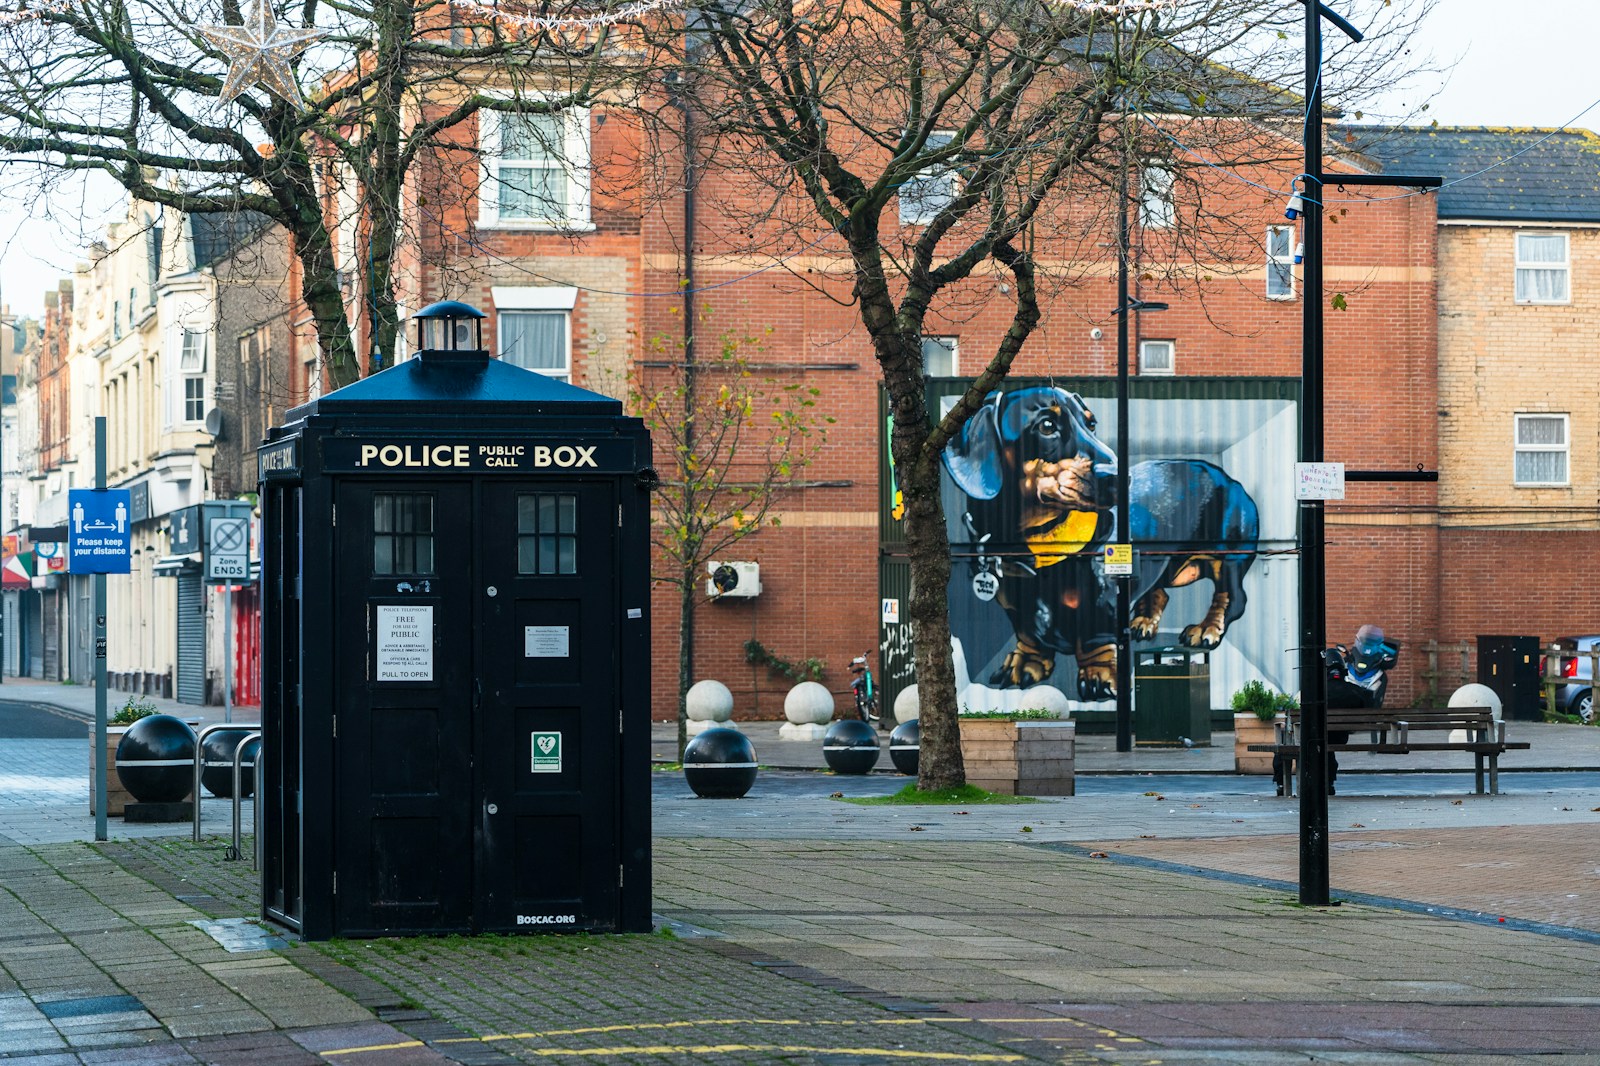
[1541, 636, 1599, 722]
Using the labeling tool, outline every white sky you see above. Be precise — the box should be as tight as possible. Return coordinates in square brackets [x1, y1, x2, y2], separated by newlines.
[2, 0, 1597, 321]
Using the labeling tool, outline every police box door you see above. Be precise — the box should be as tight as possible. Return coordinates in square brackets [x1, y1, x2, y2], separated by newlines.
[334, 478, 619, 935]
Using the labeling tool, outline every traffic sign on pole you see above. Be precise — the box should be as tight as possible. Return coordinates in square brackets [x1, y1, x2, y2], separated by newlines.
[206, 515, 250, 582]
[67, 488, 132, 574]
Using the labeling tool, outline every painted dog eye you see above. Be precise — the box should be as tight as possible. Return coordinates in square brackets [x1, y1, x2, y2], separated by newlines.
[1037, 415, 1060, 439]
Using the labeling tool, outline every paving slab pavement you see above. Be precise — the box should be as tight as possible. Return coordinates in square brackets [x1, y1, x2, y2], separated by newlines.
[7, 680, 1600, 1062]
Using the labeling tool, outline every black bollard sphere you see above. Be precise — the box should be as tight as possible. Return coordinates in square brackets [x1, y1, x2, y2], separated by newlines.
[201, 729, 261, 798]
[116, 714, 197, 803]
[822, 718, 880, 774]
[888, 719, 921, 776]
[683, 727, 758, 798]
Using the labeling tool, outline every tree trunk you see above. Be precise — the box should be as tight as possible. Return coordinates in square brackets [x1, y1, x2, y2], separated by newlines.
[677, 575, 695, 760]
[893, 414, 964, 792]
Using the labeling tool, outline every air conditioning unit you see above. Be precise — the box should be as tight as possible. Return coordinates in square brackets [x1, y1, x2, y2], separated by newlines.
[706, 560, 761, 600]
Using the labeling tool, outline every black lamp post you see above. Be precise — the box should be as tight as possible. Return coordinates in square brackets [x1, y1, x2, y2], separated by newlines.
[1111, 161, 1167, 752]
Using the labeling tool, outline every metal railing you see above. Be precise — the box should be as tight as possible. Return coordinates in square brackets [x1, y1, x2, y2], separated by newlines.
[192, 724, 262, 865]
[224, 733, 262, 865]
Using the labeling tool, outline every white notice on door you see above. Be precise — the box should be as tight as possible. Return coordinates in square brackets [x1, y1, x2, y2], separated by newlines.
[525, 625, 570, 657]
[376, 605, 434, 681]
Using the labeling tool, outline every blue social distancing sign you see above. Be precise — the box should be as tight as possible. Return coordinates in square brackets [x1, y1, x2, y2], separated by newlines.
[68, 489, 132, 574]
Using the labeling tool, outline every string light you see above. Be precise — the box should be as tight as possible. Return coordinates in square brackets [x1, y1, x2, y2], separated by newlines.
[447, 0, 685, 32]
[444, 0, 1175, 34]
[0, 0, 76, 27]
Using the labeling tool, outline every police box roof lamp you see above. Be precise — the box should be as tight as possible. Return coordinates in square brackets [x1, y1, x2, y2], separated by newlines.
[414, 300, 488, 366]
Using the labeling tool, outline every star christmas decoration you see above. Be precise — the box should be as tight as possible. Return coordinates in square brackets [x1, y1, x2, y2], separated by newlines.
[199, 0, 327, 107]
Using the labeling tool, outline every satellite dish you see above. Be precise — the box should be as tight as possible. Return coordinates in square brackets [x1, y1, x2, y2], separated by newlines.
[203, 408, 224, 437]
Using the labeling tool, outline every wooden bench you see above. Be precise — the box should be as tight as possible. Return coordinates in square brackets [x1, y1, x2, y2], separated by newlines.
[1246, 705, 1530, 796]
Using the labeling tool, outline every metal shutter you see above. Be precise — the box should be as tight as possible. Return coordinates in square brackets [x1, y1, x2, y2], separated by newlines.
[176, 571, 207, 704]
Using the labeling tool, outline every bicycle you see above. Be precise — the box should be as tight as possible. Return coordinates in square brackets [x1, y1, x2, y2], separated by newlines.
[849, 652, 880, 725]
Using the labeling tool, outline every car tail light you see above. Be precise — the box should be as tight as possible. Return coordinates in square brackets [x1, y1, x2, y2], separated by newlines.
[1564, 657, 1579, 679]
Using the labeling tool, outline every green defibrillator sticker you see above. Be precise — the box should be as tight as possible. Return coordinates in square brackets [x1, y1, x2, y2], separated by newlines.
[532, 731, 562, 773]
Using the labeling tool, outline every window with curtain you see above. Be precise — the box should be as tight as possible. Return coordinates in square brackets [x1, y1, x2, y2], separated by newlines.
[1265, 226, 1296, 299]
[899, 132, 957, 226]
[1140, 339, 1175, 375]
[478, 107, 591, 229]
[921, 335, 958, 376]
[1514, 414, 1568, 486]
[1515, 232, 1569, 304]
[1139, 166, 1175, 228]
[499, 311, 569, 382]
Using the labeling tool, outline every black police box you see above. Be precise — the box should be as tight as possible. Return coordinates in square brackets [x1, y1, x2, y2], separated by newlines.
[256, 302, 653, 939]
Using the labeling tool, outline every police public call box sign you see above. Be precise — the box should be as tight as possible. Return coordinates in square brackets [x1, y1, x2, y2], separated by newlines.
[67, 489, 132, 574]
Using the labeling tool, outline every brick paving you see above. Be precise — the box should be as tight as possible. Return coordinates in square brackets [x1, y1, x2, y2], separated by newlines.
[1084, 822, 1600, 931]
[6, 682, 1600, 1062]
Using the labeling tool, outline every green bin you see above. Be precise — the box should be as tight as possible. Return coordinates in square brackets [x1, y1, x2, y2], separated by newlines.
[1134, 647, 1211, 747]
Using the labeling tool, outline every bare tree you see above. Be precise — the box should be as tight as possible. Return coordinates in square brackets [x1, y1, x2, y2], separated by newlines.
[643, 0, 1434, 789]
[634, 322, 832, 757]
[0, 0, 620, 386]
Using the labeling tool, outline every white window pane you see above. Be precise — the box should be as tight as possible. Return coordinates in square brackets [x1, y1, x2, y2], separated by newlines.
[1140, 167, 1174, 228]
[922, 336, 957, 376]
[1516, 267, 1569, 302]
[1267, 262, 1293, 297]
[1140, 340, 1174, 373]
[1267, 227, 1292, 258]
[497, 166, 566, 219]
[501, 114, 564, 162]
[1517, 416, 1566, 446]
[1517, 233, 1567, 264]
[179, 331, 205, 371]
[900, 132, 956, 225]
[500, 312, 568, 377]
[1515, 450, 1567, 484]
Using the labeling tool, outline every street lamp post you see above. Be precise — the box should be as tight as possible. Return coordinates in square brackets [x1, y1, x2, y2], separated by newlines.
[1112, 161, 1167, 752]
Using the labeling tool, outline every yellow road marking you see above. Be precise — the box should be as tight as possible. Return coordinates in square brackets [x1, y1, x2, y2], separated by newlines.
[323, 1040, 425, 1055]
[323, 1036, 1023, 1061]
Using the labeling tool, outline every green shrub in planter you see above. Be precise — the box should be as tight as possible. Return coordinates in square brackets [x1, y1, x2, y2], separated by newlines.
[1231, 680, 1294, 721]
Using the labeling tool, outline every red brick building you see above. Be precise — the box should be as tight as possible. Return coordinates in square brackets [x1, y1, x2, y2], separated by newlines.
[299, 99, 1453, 715]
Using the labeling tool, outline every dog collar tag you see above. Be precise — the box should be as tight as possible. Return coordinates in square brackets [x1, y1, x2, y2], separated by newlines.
[972, 570, 999, 602]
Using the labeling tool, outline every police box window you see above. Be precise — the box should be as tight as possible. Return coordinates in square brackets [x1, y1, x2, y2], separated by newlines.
[519, 493, 577, 575]
[374, 493, 436, 575]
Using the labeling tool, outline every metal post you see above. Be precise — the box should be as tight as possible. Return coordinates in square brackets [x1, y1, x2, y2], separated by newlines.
[93, 417, 108, 843]
[223, 581, 233, 724]
[1115, 162, 1134, 754]
[228, 730, 261, 861]
[1298, 1, 1331, 906]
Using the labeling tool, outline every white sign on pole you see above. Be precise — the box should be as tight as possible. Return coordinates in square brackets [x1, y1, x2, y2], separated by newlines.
[1294, 462, 1346, 501]
[376, 605, 434, 681]
[206, 516, 251, 581]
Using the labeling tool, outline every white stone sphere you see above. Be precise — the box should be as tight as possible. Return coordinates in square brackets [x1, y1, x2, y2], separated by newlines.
[784, 681, 835, 725]
[686, 679, 734, 723]
[893, 684, 920, 723]
[1019, 685, 1071, 719]
[1449, 683, 1503, 719]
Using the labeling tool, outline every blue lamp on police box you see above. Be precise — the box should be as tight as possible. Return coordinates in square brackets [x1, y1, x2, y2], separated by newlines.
[413, 300, 487, 364]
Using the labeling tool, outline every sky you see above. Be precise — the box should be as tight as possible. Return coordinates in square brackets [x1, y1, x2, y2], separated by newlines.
[2, 0, 1597, 321]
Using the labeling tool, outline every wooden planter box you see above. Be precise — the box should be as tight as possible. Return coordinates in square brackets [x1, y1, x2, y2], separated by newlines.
[1233, 712, 1284, 774]
[959, 718, 1075, 796]
[88, 726, 134, 816]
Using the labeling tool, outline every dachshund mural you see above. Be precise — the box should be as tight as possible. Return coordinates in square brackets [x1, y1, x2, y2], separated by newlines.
[942, 386, 1260, 700]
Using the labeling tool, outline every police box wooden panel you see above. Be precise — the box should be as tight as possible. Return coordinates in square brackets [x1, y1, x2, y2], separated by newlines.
[258, 409, 652, 940]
